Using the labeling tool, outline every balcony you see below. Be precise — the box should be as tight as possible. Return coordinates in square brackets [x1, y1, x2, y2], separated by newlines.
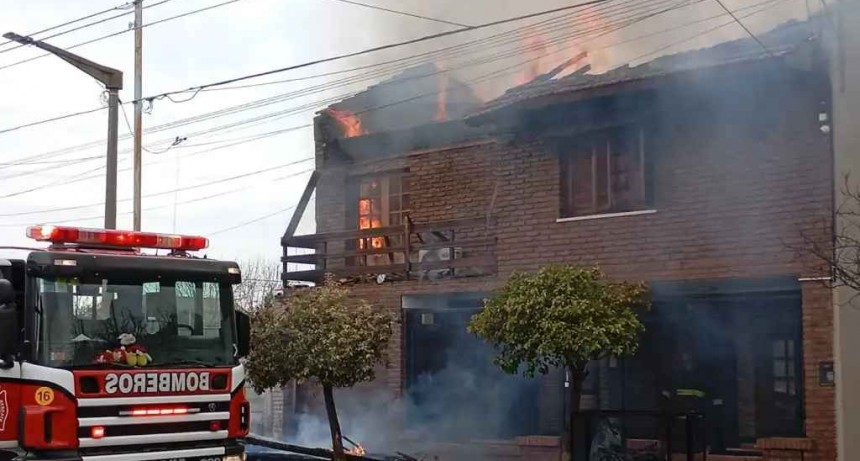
[282, 218, 497, 283]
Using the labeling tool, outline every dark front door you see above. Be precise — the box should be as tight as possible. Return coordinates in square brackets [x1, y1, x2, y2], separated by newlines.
[404, 293, 541, 441]
[755, 332, 803, 437]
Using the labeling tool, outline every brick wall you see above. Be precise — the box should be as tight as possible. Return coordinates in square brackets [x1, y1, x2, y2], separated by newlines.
[304, 74, 835, 458]
[801, 282, 837, 461]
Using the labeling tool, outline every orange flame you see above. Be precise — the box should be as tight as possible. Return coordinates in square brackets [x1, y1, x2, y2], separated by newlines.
[358, 201, 385, 250]
[435, 73, 449, 122]
[518, 30, 547, 85]
[346, 444, 367, 456]
[326, 108, 364, 138]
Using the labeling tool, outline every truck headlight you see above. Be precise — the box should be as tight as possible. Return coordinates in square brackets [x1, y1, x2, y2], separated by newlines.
[224, 454, 246, 461]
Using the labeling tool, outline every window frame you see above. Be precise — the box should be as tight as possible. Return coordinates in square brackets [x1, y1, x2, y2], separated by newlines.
[348, 169, 411, 266]
[559, 125, 649, 219]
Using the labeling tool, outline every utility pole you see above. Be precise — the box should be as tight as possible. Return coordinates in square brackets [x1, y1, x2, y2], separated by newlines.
[133, 0, 143, 231]
[3, 32, 122, 229]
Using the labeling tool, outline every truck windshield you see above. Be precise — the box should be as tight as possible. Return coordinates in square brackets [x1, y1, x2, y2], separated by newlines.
[35, 276, 237, 369]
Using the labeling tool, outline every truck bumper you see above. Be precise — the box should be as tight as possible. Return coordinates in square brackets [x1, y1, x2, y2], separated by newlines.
[16, 444, 244, 461]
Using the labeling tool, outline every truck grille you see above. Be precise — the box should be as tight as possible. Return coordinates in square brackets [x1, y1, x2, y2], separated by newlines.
[77, 395, 231, 451]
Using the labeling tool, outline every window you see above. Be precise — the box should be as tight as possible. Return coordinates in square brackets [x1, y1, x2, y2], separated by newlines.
[772, 339, 797, 396]
[355, 171, 411, 265]
[560, 126, 647, 218]
[36, 276, 236, 368]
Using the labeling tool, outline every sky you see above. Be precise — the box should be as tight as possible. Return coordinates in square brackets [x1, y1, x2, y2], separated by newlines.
[0, 0, 816, 264]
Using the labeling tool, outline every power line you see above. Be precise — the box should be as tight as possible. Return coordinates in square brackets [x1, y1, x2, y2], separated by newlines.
[325, 0, 471, 28]
[712, 0, 775, 58]
[0, 0, 626, 161]
[0, 105, 106, 135]
[630, 0, 784, 63]
[210, 204, 298, 235]
[1, 0, 693, 186]
[0, 0, 174, 56]
[0, 0, 688, 194]
[0, 0, 245, 72]
[0, 0, 563, 136]
[0, 0, 697, 225]
[133, 0, 616, 102]
[0, 157, 314, 214]
[591, 0, 781, 53]
[0, 168, 313, 227]
[0, 1, 132, 49]
[1, 0, 669, 200]
[119, 100, 177, 154]
[0, 0, 653, 150]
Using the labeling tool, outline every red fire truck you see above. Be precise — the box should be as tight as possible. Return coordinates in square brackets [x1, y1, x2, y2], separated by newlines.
[0, 225, 251, 461]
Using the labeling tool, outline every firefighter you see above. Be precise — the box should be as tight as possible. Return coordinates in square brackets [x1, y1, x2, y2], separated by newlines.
[663, 349, 710, 456]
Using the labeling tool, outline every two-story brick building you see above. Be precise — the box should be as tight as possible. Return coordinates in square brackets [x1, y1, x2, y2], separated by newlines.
[280, 20, 836, 461]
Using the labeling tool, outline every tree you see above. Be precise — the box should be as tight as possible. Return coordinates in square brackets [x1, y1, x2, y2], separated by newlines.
[244, 277, 394, 460]
[468, 265, 648, 460]
[234, 258, 282, 312]
[803, 177, 860, 294]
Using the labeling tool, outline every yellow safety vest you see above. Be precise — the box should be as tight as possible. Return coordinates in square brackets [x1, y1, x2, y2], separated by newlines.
[676, 388, 706, 398]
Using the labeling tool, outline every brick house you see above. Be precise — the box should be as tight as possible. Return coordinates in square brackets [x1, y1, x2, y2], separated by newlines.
[281, 21, 837, 461]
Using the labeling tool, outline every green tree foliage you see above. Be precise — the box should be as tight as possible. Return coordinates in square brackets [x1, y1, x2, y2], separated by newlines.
[468, 265, 648, 459]
[245, 277, 394, 460]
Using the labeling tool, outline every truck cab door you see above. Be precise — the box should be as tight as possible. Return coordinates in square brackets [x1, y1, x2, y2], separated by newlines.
[0, 259, 21, 458]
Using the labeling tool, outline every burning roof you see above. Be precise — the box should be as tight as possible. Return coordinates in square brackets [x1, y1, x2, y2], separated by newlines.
[470, 19, 818, 121]
[319, 63, 482, 139]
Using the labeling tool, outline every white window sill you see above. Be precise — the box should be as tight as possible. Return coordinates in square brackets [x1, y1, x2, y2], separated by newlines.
[556, 209, 657, 223]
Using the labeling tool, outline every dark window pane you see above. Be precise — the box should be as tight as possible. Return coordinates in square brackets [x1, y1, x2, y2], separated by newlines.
[560, 127, 646, 217]
[595, 148, 610, 211]
[773, 340, 786, 359]
[572, 153, 594, 214]
[774, 360, 787, 377]
[774, 380, 787, 394]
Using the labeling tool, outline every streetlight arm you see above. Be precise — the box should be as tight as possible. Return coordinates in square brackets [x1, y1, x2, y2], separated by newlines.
[3, 32, 123, 89]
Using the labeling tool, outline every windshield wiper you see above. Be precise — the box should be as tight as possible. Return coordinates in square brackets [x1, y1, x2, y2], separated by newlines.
[153, 359, 220, 368]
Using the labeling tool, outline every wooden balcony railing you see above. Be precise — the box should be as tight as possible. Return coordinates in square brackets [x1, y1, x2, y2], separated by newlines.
[281, 217, 496, 283]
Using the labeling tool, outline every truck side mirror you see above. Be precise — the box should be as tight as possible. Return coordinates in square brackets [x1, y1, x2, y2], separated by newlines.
[0, 279, 17, 368]
[236, 310, 250, 358]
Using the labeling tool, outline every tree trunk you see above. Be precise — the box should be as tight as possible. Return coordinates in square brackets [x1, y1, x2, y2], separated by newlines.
[563, 364, 587, 461]
[322, 384, 346, 461]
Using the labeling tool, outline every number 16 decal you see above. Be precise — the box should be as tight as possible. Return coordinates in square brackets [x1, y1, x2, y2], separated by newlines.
[35, 387, 54, 406]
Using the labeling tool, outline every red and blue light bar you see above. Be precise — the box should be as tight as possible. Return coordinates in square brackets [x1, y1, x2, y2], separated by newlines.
[26, 225, 209, 251]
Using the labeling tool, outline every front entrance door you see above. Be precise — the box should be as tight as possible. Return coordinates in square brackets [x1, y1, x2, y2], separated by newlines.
[755, 331, 803, 437]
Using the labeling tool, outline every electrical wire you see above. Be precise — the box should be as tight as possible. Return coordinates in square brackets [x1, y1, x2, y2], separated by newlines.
[0, 0, 245, 72]
[0, 157, 314, 214]
[325, 0, 471, 28]
[0, 0, 668, 165]
[0, 168, 314, 228]
[0, 0, 706, 226]
[0, 105, 106, 135]
[10, 0, 668, 156]
[2, 0, 675, 208]
[132, 0, 617, 103]
[0, 0, 697, 193]
[0, 0, 175, 56]
[0, 0, 601, 138]
[590, 0, 783, 54]
[210, 204, 298, 235]
[119, 101, 177, 154]
[630, 0, 785, 63]
[0, 1, 133, 49]
[711, 0, 776, 58]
